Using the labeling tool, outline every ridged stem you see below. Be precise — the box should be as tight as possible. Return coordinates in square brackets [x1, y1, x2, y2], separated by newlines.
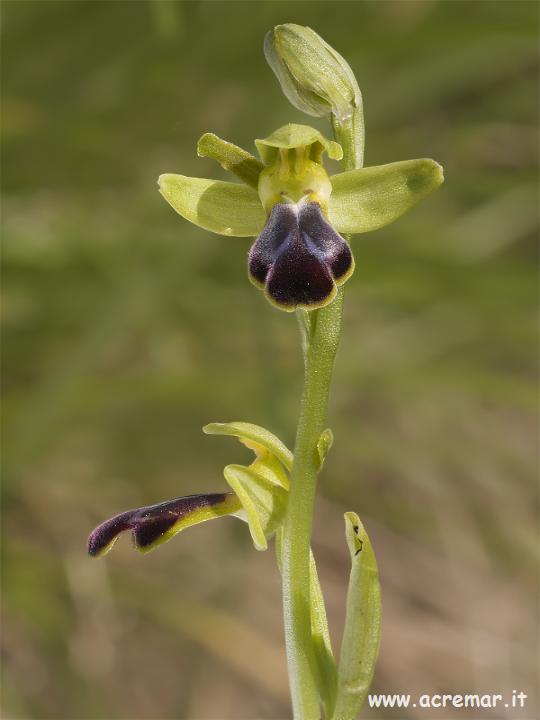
[281, 290, 344, 719]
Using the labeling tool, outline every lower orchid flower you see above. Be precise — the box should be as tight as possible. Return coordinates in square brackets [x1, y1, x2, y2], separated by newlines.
[158, 123, 443, 311]
[88, 422, 292, 557]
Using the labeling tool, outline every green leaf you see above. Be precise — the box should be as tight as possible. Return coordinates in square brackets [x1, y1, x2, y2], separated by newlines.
[158, 174, 266, 237]
[255, 123, 342, 165]
[203, 421, 293, 472]
[197, 133, 264, 189]
[332, 512, 382, 720]
[328, 159, 444, 234]
[223, 464, 288, 551]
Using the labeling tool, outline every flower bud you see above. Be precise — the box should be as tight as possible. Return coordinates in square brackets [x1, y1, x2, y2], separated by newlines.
[264, 24, 361, 122]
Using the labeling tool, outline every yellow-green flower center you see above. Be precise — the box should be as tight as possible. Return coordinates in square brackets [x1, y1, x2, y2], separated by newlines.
[258, 146, 332, 215]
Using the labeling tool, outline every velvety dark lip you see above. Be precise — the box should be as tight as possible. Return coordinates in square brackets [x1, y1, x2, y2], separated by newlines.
[87, 492, 231, 556]
[248, 201, 354, 310]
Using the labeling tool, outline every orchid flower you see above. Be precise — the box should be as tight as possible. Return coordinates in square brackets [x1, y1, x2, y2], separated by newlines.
[158, 123, 443, 311]
[88, 422, 292, 556]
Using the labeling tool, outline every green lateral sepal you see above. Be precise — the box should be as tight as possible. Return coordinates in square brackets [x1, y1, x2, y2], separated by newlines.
[158, 174, 265, 237]
[328, 159, 444, 235]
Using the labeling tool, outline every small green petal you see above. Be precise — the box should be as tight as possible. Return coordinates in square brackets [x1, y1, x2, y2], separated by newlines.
[197, 133, 264, 189]
[332, 513, 382, 720]
[158, 174, 265, 237]
[224, 464, 288, 551]
[255, 123, 342, 165]
[328, 159, 444, 234]
[203, 421, 293, 472]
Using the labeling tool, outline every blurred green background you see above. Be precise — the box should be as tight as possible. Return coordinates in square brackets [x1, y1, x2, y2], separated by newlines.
[2, 1, 538, 718]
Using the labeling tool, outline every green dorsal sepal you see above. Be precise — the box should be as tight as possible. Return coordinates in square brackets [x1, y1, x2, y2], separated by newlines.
[255, 123, 342, 166]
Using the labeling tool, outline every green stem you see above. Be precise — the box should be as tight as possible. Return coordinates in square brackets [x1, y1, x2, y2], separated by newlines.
[282, 290, 344, 719]
[332, 107, 365, 171]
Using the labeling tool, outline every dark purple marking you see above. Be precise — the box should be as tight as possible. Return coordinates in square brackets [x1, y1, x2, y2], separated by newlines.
[87, 492, 231, 556]
[248, 203, 299, 286]
[299, 202, 354, 282]
[266, 236, 334, 307]
[87, 510, 135, 557]
[248, 202, 353, 309]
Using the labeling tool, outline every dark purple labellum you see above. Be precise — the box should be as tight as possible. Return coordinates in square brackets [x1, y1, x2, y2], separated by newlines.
[87, 492, 232, 556]
[248, 201, 354, 310]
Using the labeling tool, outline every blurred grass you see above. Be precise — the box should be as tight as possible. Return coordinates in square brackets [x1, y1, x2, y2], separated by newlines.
[1, 1, 538, 719]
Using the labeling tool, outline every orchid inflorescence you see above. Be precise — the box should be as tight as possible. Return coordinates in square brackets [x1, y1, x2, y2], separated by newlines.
[88, 23, 443, 720]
